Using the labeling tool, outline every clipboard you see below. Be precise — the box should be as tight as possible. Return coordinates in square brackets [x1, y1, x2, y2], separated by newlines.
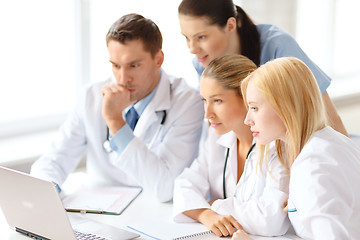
[62, 186, 142, 215]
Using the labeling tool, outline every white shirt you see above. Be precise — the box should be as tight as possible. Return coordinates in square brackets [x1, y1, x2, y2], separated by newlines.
[173, 128, 290, 236]
[31, 69, 204, 202]
[288, 126, 360, 239]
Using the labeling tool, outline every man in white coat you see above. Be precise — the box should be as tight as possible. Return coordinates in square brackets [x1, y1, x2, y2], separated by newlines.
[31, 14, 204, 202]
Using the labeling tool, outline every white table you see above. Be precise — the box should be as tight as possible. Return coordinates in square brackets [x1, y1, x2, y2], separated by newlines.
[0, 173, 301, 240]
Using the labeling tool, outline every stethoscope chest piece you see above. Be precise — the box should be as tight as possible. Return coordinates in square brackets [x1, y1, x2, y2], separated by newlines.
[103, 139, 112, 153]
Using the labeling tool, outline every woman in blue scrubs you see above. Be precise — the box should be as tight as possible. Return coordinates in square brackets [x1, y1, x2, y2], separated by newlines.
[177, 0, 348, 136]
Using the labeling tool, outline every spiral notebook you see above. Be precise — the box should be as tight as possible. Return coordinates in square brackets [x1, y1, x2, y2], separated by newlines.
[127, 217, 229, 240]
[172, 230, 224, 240]
[127, 216, 302, 240]
[173, 231, 301, 240]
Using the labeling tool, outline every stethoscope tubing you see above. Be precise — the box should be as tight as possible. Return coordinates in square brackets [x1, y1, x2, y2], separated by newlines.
[223, 143, 256, 199]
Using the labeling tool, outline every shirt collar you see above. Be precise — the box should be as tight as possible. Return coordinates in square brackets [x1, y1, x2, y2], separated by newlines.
[124, 77, 160, 116]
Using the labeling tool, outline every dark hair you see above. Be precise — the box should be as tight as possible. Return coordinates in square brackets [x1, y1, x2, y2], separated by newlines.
[106, 13, 162, 57]
[178, 0, 260, 66]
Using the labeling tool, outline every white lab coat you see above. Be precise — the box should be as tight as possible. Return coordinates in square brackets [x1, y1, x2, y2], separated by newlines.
[173, 128, 290, 236]
[288, 126, 360, 240]
[31, 69, 204, 202]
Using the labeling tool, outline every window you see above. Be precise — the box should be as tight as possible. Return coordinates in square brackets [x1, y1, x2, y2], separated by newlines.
[0, 0, 197, 138]
[0, 0, 78, 138]
[296, 0, 360, 98]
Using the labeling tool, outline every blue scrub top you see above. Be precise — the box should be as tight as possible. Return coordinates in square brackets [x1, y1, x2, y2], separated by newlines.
[193, 24, 331, 94]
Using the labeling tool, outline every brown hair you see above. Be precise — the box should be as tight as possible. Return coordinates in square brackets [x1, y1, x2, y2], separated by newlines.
[178, 0, 260, 66]
[106, 13, 162, 57]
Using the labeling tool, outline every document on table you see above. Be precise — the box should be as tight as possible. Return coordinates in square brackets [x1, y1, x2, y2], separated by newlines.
[127, 216, 302, 240]
[62, 186, 142, 215]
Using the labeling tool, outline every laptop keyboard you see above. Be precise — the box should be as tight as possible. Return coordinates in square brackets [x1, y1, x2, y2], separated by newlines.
[74, 229, 108, 240]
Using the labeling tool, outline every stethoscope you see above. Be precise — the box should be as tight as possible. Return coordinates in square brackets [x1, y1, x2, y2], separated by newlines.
[103, 110, 167, 153]
[223, 143, 256, 199]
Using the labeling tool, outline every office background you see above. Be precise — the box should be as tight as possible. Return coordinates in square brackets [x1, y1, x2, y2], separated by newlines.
[0, 0, 359, 172]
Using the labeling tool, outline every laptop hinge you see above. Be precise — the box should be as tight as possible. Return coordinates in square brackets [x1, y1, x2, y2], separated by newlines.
[15, 227, 50, 240]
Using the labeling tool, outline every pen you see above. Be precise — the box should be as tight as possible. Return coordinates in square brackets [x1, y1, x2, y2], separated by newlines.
[126, 226, 161, 240]
[66, 208, 105, 214]
[65, 208, 120, 215]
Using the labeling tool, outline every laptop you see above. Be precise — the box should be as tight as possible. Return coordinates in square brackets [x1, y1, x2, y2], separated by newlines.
[0, 166, 139, 240]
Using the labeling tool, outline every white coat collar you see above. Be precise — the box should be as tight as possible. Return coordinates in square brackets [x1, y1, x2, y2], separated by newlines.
[215, 130, 257, 183]
[216, 131, 238, 183]
[215, 130, 257, 152]
[134, 69, 171, 135]
[216, 131, 237, 149]
[149, 69, 171, 112]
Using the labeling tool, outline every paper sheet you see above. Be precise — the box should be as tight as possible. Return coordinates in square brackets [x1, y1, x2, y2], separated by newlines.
[62, 186, 142, 214]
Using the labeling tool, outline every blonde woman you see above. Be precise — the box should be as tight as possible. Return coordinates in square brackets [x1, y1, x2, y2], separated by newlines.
[235, 57, 360, 240]
[173, 55, 290, 237]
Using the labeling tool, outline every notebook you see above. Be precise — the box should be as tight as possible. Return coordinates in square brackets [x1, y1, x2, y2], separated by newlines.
[0, 166, 139, 240]
[127, 217, 230, 240]
[127, 216, 303, 240]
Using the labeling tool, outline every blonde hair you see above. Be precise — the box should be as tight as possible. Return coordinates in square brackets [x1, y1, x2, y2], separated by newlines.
[202, 54, 257, 95]
[241, 57, 327, 171]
